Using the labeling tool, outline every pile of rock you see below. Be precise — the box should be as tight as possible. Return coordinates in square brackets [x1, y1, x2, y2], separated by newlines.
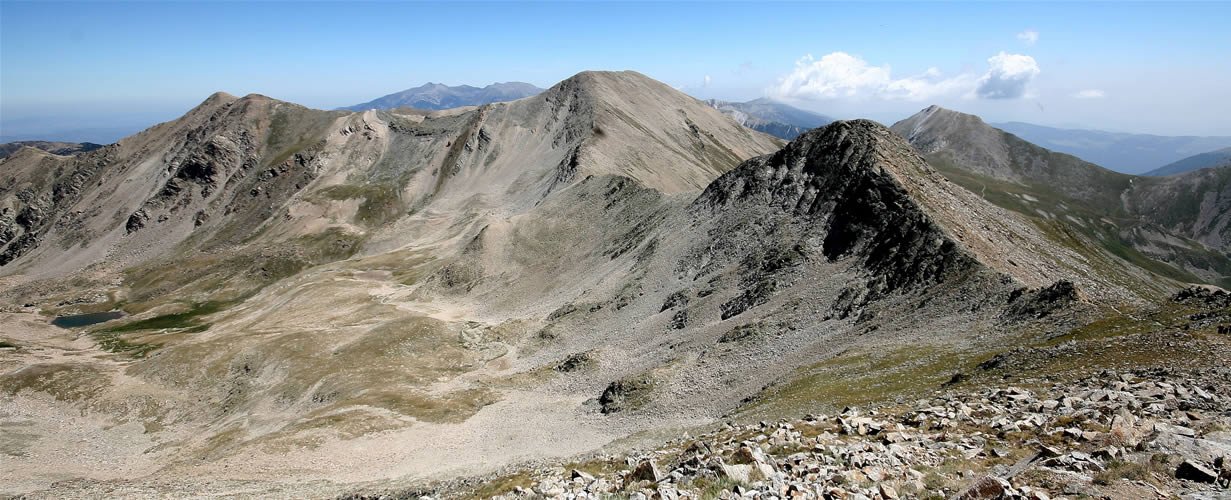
[485, 368, 1231, 499]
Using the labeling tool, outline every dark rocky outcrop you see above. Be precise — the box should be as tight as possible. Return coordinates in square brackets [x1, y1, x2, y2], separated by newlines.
[599, 375, 655, 414]
[694, 120, 977, 312]
[1002, 280, 1080, 322]
[0, 145, 118, 265]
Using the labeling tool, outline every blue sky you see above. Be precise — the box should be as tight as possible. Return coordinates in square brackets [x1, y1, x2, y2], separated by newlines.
[2, 1, 1230, 142]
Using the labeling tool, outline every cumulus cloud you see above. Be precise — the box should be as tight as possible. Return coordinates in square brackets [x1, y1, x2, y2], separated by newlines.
[1017, 29, 1039, 46]
[1073, 89, 1105, 99]
[771, 52, 974, 101]
[772, 51, 1040, 102]
[974, 52, 1040, 99]
[703, 75, 712, 87]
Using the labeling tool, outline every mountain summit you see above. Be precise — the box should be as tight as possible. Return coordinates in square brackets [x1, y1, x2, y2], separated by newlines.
[342, 81, 544, 111]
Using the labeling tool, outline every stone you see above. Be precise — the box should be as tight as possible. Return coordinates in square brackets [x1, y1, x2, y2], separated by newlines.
[719, 463, 752, 483]
[1176, 459, 1219, 483]
[951, 475, 1010, 500]
[1092, 446, 1121, 461]
[733, 444, 767, 465]
[1154, 421, 1196, 438]
[1037, 444, 1063, 458]
[1110, 411, 1141, 447]
[626, 459, 663, 484]
[1152, 433, 1231, 463]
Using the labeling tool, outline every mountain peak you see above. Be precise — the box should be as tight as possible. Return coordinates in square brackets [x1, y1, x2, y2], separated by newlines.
[552, 70, 662, 93]
[727, 118, 926, 189]
[205, 91, 238, 102]
[178, 91, 242, 121]
[342, 80, 544, 111]
[535, 70, 781, 194]
[890, 106, 1016, 181]
[699, 118, 1116, 297]
[911, 105, 985, 125]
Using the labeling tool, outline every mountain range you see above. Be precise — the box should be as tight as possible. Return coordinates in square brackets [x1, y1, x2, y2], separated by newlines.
[992, 121, 1231, 175]
[2, 71, 1229, 497]
[0, 140, 104, 160]
[340, 81, 544, 111]
[1146, 146, 1231, 176]
[704, 98, 835, 140]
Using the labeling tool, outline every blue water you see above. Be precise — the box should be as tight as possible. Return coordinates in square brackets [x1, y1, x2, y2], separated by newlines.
[51, 311, 124, 328]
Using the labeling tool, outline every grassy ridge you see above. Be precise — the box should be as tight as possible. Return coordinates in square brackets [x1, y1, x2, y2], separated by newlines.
[928, 156, 1230, 287]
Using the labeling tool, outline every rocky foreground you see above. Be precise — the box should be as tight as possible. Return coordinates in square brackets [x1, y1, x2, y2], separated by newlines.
[450, 367, 1230, 500]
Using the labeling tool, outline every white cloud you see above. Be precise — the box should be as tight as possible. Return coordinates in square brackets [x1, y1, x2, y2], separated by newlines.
[974, 52, 1040, 99]
[771, 52, 974, 101]
[773, 51, 1040, 102]
[703, 75, 712, 88]
[1073, 89, 1106, 99]
[1017, 29, 1039, 46]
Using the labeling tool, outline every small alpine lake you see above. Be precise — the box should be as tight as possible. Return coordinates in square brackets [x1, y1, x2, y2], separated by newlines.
[51, 311, 125, 329]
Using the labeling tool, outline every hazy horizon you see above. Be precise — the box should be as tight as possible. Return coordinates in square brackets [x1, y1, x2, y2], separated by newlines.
[3, 1, 1230, 142]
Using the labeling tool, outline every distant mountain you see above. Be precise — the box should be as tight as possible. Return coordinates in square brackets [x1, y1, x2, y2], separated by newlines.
[0, 140, 105, 160]
[1145, 147, 1231, 176]
[991, 121, 1231, 175]
[705, 98, 834, 140]
[894, 105, 1231, 287]
[342, 81, 544, 111]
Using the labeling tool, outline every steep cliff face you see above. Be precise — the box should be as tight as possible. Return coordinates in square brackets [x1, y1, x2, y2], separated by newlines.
[697, 120, 1127, 303]
[0, 145, 120, 265]
[696, 121, 976, 307]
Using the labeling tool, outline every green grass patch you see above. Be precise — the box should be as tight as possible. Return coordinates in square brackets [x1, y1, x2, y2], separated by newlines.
[929, 156, 1228, 289]
[470, 471, 535, 498]
[693, 476, 747, 499]
[1044, 305, 1185, 346]
[740, 346, 973, 418]
[314, 183, 401, 226]
[264, 105, 341, 168]
[91, 331, 162, 357]
[1093, 457, 1168, 486]
[103, 301, 230, 333]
